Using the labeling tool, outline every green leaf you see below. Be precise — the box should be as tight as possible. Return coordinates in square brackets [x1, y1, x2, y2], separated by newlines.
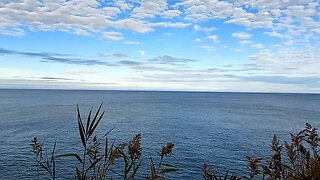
[37, 160, 51, 174]
[51, 141, 56, 179]
[85, 155, 104, 174]
[87, 111, 105, 140]
[104, 137, 108, 161]
[102, 127, 115, 139]
[76, 167, 82, 180]
[126, 160, 135, 175]
[150, 156, 156, 179]
[50, 141, 56, 167]
[223, 170, 229, 180]
[77, 105, 86, 148]
[85, 108, 92, 134]
[119, 150, 129, 177]
[87, 103, 103, 137]
[130, 161, 141, 178]
[160, 168, 179, 174]
[56, 153, 83, 164]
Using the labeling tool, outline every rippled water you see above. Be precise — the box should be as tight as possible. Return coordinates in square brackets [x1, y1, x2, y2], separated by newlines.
[0, 89, 320, 179]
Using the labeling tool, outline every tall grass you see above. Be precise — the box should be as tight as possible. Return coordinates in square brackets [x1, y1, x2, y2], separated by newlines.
[31, 104, 178, 179]
[31, 104, 320, 179]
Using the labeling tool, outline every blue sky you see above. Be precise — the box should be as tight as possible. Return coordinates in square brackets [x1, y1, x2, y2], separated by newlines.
[0, 0, 320, 92]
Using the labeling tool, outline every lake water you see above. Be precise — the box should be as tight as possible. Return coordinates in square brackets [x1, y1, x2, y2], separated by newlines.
[0, 89, 320, 179]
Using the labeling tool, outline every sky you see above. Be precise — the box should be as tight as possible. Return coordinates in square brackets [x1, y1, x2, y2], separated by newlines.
[0, 0, 320, 93]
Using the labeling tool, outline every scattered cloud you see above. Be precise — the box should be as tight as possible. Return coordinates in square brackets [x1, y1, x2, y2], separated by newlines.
[162, 10, 182, 18]
[193, 24, 216, 32]
[0, 48, 111, 66]
[103, 31, 123, 40]
[232, 32, 252, 39]
[117, 60, 141, 66]
[201, 45, 215, 51]
[193, 24, 201, 31]
[0, 1, 319, 92]
[0, 78, 117, 89]
[149, 22, 191, 28]
[0, 0, 317, 46]
[131, 0, 167, 19]
[238, 40, 253, 45]
[264, 31, 285, 38]
[99, 53, 131, 60]
[139, 50, 145, 56]
[0, 48, 67, 58]
[207, 35, 219, 42]
[194, 38, 202, 42]
[233, 48, 244, 52]
[42, 57, 111, 66]
[251, 43, 265, 49]
[148, 55, 195, 65]
[113, 18, 153, 33]
[123, 41, 140, 45]
[40, 77, 75, 81]
[58, 71, 97, 76]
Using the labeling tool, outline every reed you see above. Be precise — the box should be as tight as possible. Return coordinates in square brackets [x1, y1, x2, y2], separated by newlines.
[31, 104, 178, 179]
[245, 123, 320, 180]
[31, 104, 320, 179]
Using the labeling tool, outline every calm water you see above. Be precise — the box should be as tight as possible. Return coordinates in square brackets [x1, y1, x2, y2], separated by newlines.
[0, 89, 320, 179]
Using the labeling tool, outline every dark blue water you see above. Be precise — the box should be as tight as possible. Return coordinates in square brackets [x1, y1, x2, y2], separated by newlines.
[0, 89, 319, 179]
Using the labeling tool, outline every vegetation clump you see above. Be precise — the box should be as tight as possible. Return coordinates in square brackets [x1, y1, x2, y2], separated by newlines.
[31, 104, 178, 179]
[31, 104, 320, 179]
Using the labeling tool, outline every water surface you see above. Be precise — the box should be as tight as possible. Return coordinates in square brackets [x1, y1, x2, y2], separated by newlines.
[0, 89, 319, 179]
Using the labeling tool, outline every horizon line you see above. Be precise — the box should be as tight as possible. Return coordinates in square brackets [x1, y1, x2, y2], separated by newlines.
[1, 88, 319, 95]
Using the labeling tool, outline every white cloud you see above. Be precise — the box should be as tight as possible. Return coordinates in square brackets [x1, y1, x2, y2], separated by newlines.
[251, 43, 265, 48]
[311, 29, 320, 33]
[103, 31, 123, 41]
[0, 28, 25, 36]
[162, 10, 182, 18]
[194, 38, 201, 42]
[193, 24, 216, 33]
[238, 40, 253, 45]
[131, 0, 168, 19]
[249, 48, 320, 76]
[112, 0, 134, 11]
[73, 29, 91, 36]
[264, 31, 285, 38]
[201, 45, 214, 51]
[193, 24, 201, 31]
[0, 0, 317, 48]
[124, 41, 140, 45]
[113, 18, 153, 33]
[207, 35, 219, 42]
[102, 7, 121, 19]
[183, 0, 234, 21]
[233, 48, 244, 52]
[149, 22, 191, 28]
[139, 50, 145, 55]
[232, 32, 252, 39]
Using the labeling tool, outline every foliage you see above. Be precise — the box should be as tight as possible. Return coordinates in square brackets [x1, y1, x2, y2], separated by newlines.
[246, 123, 320, 180]
[31, 104, 320, 179]
[201, 163, 241, 180]
[31, 104, 178, 179]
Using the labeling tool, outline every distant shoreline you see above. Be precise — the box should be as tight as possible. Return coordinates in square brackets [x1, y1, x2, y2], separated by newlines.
[0, 88, 319, 95]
